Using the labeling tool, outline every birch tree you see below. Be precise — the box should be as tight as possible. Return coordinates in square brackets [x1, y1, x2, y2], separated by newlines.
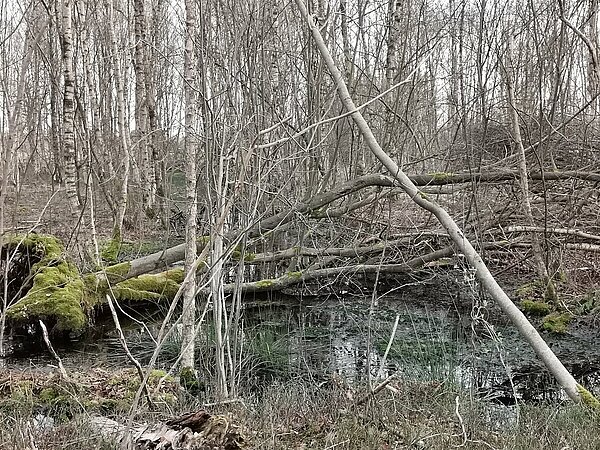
[57, 0, 82, 229]
[105, 0, 131, 248]
[180, 0, 198, 373]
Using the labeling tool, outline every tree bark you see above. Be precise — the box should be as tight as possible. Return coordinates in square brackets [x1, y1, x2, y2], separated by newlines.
[58, 0, 82, 227]
[105, 0, 131, 248]
[180, 0, 198, 371]
[98, 168, 600, 283]
[504, 34, 557, 302]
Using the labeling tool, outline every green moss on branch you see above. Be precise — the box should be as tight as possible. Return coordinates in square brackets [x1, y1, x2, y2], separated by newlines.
[4, 234, 187, 333]
[577, 384, 600, 408]
[112, 269, 184, 302]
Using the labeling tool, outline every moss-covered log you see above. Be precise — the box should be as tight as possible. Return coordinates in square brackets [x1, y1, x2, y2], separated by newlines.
[1, 233, 452, 333]
[2, 234, 185, 334]
[3, 234, 87, 332]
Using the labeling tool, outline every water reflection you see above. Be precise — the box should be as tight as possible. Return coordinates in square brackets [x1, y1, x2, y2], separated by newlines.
[241, 297, 600, 403]
[4, 295, 600, 404]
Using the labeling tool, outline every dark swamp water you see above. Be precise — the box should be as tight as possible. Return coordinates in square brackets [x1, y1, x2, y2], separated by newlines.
[4, 274, 600, 406]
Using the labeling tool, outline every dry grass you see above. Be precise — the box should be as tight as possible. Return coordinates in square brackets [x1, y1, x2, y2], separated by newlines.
[2, 374, 600, 450]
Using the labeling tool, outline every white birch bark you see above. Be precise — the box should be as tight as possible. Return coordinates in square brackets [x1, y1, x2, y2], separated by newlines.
[180, 0, 198, 371]
[105, 0, 131, 245]
[58, 0, 82, 226]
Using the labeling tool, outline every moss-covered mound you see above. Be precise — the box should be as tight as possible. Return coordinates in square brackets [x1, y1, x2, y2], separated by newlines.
[4, 234, 88, 332]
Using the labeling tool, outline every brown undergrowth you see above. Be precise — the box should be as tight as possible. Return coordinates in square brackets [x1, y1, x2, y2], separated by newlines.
[1, 370, 600, 449]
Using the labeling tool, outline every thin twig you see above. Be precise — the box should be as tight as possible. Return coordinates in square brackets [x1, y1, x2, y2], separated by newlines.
[355, 371, 400, 406]
[106, 294, 154, 407]
[256, 57, 428, 150]
[377, 314, 400, 379]
[455, 395, 468, 447]
[39, 320, 69, 382]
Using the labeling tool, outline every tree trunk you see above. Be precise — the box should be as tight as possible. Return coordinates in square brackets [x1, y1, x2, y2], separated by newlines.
[133, 0, 154, 214]
[504, 34, 557, 303]
[58, 0, 82, 228]
[180, 0, 198, 372]
[105, 0, 131, 250]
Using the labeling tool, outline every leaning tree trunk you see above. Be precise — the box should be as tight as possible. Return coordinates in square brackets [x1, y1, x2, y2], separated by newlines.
[294, 0, 590, 404]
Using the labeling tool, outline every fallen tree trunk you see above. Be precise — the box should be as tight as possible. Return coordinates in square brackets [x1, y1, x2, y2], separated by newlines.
[295, 0, 594, 404]
[7, 230, 600, 336]
[100, 174, 396, 282]
[246, 236, 447, 263]
[408, 170, 600, 186]
[99, 169, 599, 283]
[213, 247, 456, 294]
[2, 234, 184, 334]
[91, 410, 245, 450]
[506, 225, 600, 242]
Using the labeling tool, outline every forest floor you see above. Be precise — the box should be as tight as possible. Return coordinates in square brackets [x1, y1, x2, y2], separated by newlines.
[1, 368, 600, 449]
[3, 178, 600, 449]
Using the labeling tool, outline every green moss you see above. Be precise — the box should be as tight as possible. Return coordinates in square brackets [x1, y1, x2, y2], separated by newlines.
[542, 312, 573, 334]
[517, 278, 561, 305]
[577, 384, 600, 408]
[418, 191, 429, 200]
[286, 271, 303, 279]
[520, 299, 552, 316]
[255, 279, 275, 288]
[5, 233, 64, 259]
[230, 245, 256, 262]
[544, 280, 560, 304]
[516, 280, 543, 300]
[429, 172, 454, 182]
[148, 369, 175, 384]
[39, 387, 60, 403]
[112, 270, 182, 302]
[6, 235, 87, 331]
[164, 268, 184, 283]
[103, 262, 131, 283]
[179, 366, 204, 395]
[100, 232, 121, 263]
[117, 240, 183, 261]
